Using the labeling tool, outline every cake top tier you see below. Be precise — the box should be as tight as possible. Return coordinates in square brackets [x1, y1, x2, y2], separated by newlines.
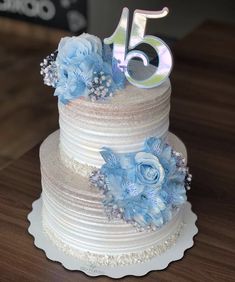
[40, 7, 173, 104]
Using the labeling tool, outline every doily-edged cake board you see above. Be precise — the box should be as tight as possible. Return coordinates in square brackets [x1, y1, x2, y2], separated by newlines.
[28, 131, 198, 278]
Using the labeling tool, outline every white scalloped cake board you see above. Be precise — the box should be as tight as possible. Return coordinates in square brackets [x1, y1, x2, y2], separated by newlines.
[27, 132, 198, 278]
[28, 199, 197, 278]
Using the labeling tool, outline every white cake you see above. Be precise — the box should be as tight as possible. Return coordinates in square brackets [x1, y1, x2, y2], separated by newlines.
[39, 32, 192, 267]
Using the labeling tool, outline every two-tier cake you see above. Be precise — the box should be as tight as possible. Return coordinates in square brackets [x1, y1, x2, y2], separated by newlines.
[29, 7, 197, 277]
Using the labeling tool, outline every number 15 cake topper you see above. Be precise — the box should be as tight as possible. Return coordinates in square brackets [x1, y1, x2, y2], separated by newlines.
[104, 7, 173, 89]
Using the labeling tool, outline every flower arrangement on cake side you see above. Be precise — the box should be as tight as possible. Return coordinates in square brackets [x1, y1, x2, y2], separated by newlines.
[90, 137, 192, 231]
[40, 33, 125, 104]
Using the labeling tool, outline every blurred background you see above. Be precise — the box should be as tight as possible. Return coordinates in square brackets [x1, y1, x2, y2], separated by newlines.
[0, 0, 234, 169]
[1, 0, 234, 38]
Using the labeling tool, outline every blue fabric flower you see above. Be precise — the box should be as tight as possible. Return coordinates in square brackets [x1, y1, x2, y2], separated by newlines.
[135, 152, 165, 188]
[41, 33, 126, 104]
[56, 34, 103, 66]
[90, 137, 190, 231]
[54, 34, 104, 103]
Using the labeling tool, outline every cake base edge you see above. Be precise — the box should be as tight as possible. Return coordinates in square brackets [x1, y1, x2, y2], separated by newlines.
[28, 197, 197, 278]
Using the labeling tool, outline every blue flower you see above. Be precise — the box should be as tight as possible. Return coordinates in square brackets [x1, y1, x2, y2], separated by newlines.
[56, 34, 103, 66]
[135, 152, 165, 188]
[90, 137, 190, 231]
[41, 33, 126, 104]
[54, 34, 104, 103]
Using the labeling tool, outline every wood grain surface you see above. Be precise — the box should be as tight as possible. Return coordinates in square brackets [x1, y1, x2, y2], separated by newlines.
[0, 20, 235, 281]
[0, 22, 60, 170]
[0, 17, 70, 44]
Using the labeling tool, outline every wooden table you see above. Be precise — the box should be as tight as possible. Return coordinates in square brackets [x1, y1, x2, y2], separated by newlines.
[0, 18, 68, 169]
[0, 21, 235, 281]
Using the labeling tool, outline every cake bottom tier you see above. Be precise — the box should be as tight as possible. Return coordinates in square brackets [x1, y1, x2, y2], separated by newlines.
[40, 130, 187, 267]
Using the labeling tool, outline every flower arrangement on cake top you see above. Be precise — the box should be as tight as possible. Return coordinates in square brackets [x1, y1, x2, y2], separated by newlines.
[90, 137, 192, 231]
[40, 33, 125, 104]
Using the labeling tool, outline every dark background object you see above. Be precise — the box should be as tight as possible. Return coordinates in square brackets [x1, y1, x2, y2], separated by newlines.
[0, 0, 87, 33]
[1, 1, 235, 40]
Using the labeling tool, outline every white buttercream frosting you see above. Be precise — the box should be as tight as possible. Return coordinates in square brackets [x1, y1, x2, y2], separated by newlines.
[43, 219, 184, 267]
[59, 80, 171, 168]
[40, 131, 185, 266]
[38, 73, 189, 267]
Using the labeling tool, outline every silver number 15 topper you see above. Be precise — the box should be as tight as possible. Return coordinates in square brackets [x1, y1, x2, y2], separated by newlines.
[104, 7, 173, 89]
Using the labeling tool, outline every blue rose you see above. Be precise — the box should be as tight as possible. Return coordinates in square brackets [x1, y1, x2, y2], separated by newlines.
[56, 33, 102, 66]
[54, 33, 104, 103]
[135, 152, 165, 188]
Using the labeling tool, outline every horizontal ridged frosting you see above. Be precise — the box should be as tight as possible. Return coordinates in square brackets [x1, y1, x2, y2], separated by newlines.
[59, 79, 171, 168]
[40, 132, 184, 265]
